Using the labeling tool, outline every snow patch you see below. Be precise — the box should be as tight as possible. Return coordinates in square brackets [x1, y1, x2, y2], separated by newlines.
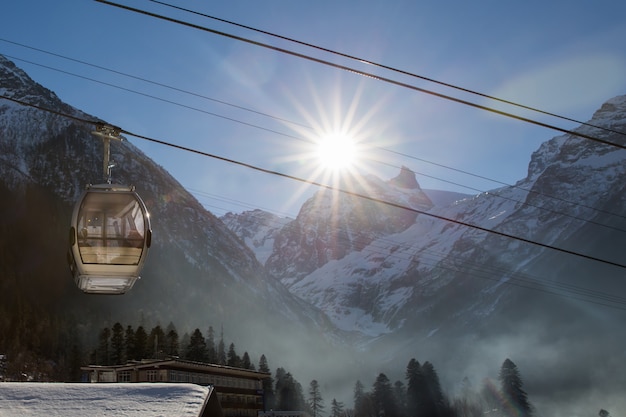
[0, 383, 213, 417]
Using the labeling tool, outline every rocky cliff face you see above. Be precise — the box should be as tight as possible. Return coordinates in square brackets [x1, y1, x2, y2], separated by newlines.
[264, 166, 434, 286]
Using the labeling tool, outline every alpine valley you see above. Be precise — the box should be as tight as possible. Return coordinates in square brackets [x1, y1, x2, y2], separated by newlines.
[1, 54, 626, 415]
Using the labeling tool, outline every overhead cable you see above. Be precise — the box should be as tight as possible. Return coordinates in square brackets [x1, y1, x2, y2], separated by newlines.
[95, 0, 626, 152]
[147, 0, 626, 138]
[0, 38, 309, 130]
[4, 49, 625, 233]
[5, 38, 626, 227]
[1, 53, 302, 140]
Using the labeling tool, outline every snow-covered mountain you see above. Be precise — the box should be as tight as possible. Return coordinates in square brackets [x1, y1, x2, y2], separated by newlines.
[3, 53, 626, 413]
[225, 99, 626, 340]
[223, 93, 626, 411]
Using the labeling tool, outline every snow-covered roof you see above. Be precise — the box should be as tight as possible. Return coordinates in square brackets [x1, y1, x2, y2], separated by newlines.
[0, 382, 222, 417]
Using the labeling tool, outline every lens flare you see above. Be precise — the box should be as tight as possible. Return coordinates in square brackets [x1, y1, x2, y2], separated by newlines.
[315, 133, 357, 172]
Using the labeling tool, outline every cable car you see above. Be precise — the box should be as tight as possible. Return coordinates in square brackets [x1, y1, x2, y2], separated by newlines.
[67, 125, 152, 294]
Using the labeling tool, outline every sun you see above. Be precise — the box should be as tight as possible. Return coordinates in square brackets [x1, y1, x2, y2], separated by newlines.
[315, 133, 357, 172]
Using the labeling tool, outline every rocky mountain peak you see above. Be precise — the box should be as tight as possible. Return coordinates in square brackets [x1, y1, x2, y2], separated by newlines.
[0, 55, 68, 112]
[263, 168, 434, 283]
[525, 94, 626, 183]
[0, 55, 32, 95]
[590, 94, 626, 126]
[388, 165, 420, 189]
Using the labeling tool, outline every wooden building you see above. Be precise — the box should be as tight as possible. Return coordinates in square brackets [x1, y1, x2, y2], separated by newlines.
[82, 358, 269, 417]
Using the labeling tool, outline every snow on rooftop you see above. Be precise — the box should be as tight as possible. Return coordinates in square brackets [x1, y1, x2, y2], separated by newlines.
[0, 382, 215, 417]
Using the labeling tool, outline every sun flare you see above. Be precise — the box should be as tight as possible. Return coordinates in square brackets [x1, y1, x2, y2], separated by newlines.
[315, 133, 357, 172]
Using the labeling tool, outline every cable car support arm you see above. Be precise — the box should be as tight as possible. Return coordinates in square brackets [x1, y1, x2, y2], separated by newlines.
[91, 124, 124, 183]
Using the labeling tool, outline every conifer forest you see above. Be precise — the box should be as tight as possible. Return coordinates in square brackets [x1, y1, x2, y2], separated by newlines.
[5, 316, 615, 417]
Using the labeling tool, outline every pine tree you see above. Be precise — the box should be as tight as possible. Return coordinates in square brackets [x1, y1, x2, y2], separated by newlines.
[124, 325, 136, 361]
[354, 380, 374, 417]
[308, 379, 325, 417]
[206, 326, 217, 363]
[422, 361, 446, 416]
[110, 322, 125, 365]
[405, 358, 422, 417]
[275, 368, 288, 410]
[242, 351, 254, 370]
[227, 342, 241, 367]
[97, 327, 111, 365]
[259, 355, 275, 410]
[331, 398, 345, 417]
[217, 327, 226, 365]
[373, 373, 398, 417]
[134, 326, 148, 360]
[499, 358, 532, 417]
[275, 369, 306, 411]
[393, 380, 407, 417]
[354, 380, 365, 406]
[186, 328, 208, 362]
[406, 358, 449, 417]
[164, 323, 179, 357]
[148, 325, 166, 359]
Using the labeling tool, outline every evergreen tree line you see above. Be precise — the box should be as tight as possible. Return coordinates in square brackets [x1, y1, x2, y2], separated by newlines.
[3, 309, 615, 417]
[92, 322, 316, 413]
[91, 322, 256, 370]
[347, 357, 533, 417]
[254, 357, 534, 417]
[91, 322, 537, 417]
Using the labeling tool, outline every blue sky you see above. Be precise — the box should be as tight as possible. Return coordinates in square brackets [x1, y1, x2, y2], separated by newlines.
[3, 0, 626, 217]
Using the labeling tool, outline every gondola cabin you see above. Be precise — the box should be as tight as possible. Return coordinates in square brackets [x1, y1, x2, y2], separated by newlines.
[68, 184, 151, 294]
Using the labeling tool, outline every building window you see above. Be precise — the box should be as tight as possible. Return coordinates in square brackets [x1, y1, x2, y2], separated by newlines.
[118, 371, 131, 382]
[98, 371, 116, 382]
[147, 370, 158, 382]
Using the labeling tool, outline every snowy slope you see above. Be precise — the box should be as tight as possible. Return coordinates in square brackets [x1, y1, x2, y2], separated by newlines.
[220, 209, 292, 264]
